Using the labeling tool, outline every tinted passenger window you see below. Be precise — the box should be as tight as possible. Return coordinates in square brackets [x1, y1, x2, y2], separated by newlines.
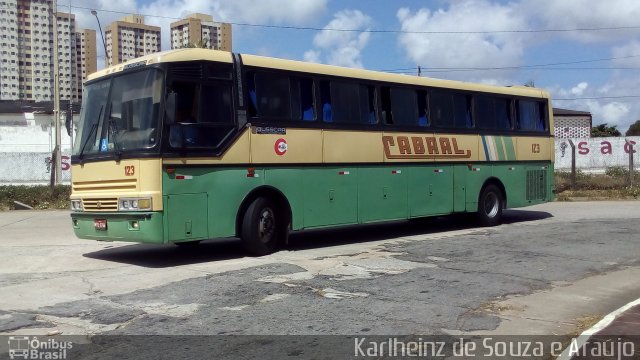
[475, 95, 496, 129]
[430, 90, 454, 128]
[201, 83, 233, 123]
[453, 94, 473, 128]
[496, 98, 513, 130]
[322, 80, 373, 124]
[517, 100, 546, 131]
[290, 77, 315, 121]
[382, 87, 418, 127]
[253, 72, 291, 119]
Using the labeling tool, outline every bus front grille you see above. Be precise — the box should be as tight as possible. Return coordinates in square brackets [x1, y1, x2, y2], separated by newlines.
[72, 179, 137, 192]
[82, 198, 119, 211]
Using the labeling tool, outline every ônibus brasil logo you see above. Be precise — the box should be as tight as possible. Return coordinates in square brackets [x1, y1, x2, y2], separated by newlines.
[8, 336, 72, 359]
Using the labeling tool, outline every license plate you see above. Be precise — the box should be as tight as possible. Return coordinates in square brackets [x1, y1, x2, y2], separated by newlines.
[94, 219, 107, 231]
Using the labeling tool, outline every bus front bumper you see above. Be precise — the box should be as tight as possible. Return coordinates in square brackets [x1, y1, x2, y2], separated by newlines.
[70, 212, 165, 244]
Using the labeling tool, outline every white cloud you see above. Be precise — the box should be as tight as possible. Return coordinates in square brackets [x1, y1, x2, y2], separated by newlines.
[519, 0, 640, 43]
[396, 1, 529, 83]
[552, 81, 635, 130]
[73, 0, 328, 67]
[304, 10, 372, 68]
[571, 82, 588, 96]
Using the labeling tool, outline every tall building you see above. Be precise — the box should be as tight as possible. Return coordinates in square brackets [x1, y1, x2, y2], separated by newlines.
[0, 0, 97, 102]
[170, 13, 232, 51]
[105, 15, 161, 66]
[76, 29, 97, 95]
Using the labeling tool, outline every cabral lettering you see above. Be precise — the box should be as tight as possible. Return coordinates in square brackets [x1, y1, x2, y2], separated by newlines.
[383, 136, 472, 159]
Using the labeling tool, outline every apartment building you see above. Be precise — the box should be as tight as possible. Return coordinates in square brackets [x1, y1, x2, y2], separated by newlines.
[170, 13, 232, 51]
[75, 29, 97, 96]
[105, 15, 161, 66]
[0, 0, 97, 101]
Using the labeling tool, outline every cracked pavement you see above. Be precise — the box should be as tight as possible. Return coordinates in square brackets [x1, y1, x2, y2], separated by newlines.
[1, 202, 639, 338]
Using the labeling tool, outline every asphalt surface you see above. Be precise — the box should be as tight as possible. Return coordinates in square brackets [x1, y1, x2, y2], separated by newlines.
[0, 201, 639, 358]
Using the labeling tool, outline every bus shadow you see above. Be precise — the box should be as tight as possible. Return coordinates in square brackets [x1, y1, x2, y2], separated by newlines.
[83, 209, 552, 268]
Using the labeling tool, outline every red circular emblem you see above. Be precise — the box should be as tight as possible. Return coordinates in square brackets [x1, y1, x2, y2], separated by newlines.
[274, 138, 288, 156]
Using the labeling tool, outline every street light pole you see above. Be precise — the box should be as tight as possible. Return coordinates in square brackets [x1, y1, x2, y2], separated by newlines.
[91, 10, 109, 67]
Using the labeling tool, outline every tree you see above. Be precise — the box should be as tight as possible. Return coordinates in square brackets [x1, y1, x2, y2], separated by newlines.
[180, 39, 209, 49]
[626, 120, 640, 136]
[591, 123, 621, 137]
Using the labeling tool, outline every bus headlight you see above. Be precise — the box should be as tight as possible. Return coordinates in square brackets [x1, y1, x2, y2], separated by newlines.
[119, 198, 152, 211]
[71, 199, 83, 211]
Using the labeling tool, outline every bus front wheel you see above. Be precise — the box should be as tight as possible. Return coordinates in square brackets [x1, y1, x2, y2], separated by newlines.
[241, 197, 284, 256]
[477, 184, 504, 227]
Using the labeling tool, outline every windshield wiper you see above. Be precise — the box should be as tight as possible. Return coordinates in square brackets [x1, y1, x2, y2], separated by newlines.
[78, 105, 103, 162]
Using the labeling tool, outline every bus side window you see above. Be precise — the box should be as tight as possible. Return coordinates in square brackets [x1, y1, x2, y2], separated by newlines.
[430, 90, 454, 128]
[417, 90, 429, 126]
[453, 93, 473, 129]
[496, 98, 513, 130]
[246, 73, 258, 117]
[254, 72, 291, 119]
[516, 100, 546, 131]
[320, 80, 332, 122]
[389, 87, 418, 127]
[475, 95, 497, 130]
[380, 87, 392, 124]
[291, 77, 315, 121]
[171, 81, 199, 123]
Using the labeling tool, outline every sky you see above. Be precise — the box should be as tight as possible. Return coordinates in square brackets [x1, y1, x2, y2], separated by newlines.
[67, 0, 640, 132]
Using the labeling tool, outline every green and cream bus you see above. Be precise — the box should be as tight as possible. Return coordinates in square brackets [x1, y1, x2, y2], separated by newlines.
[70, 49, 554, 255]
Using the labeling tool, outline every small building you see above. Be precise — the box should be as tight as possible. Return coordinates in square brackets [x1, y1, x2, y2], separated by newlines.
[553, 108, 592, 139]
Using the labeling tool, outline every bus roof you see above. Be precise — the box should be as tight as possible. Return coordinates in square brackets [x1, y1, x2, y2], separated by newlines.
[88, 48, 549, 99]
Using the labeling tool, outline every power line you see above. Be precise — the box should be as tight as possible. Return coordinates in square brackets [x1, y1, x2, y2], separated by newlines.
[64, 4, 640, 35]
[378, 54, 640, 73]
[554, 95, 640, 101]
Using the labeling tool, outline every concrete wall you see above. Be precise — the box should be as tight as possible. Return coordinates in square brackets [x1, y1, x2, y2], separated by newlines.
[0, 113, 74, 184]
[555, 137, 639, 171]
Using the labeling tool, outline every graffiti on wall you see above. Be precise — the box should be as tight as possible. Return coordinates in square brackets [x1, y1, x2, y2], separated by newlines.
[555, 137, 639, 170]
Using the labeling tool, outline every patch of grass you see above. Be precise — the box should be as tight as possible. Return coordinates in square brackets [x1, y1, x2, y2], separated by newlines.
[555, 169, 640, 200]
[0, 185, 70, 211]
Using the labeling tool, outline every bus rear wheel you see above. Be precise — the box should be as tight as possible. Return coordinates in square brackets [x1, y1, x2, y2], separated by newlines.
[241, 197, 284, 256]
[477, 184, 503, 227]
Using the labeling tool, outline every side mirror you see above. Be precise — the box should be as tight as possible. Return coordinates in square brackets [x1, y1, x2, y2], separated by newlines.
[165, 92, 176, 125]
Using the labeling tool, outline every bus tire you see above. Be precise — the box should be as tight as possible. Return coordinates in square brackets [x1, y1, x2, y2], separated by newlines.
[241, 197, 282, 256]
[477, 184, 503, 227]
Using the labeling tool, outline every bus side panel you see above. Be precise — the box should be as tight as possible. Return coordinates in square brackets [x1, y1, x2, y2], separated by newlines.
[358, 167, 408, 223]
[303, 167, 358, 228]
[163, 168, 265, 240]
[452, 165, 467, 212]
[491, 164, 526, 208]
[264, 168, 306, 230]
[464, 163, 491, 212]
[208, 168, 266, 238]
[407, 165, 453, 217]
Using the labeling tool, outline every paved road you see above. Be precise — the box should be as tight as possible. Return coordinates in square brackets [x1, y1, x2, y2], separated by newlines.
[0, 201, 639, 340]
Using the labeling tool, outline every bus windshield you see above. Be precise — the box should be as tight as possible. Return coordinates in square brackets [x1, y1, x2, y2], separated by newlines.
[73, 69, 164, 158]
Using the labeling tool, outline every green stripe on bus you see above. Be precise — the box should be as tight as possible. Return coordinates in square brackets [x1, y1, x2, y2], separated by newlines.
[495, 136, 506, 161]
[503, 136, 516, 160]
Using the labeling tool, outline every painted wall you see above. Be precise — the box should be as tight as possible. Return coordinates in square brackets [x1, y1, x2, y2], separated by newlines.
[555, 137, 639, 171]
[0, 113, 75, 184]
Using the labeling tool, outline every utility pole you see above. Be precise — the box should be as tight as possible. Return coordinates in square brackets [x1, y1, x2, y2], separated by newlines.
[69, 0, 73, 151]
[53, 0, 62, 185]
